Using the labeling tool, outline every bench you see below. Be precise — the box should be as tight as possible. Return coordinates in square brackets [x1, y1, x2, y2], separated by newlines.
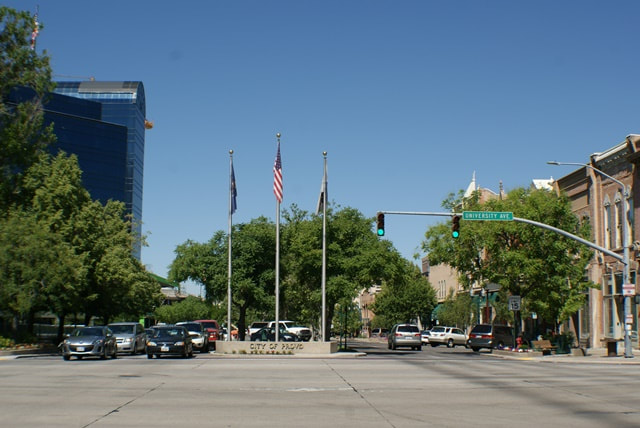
[532, 339, 557, 355]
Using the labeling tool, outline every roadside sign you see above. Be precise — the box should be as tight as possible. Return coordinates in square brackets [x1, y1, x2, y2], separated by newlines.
[508, 295, 521, 311]
[462, 211, 514, 221]
[623, 283, 635, 297]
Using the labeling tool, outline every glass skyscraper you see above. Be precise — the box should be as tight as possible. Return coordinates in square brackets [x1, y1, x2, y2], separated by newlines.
[50, 81, 147, 259]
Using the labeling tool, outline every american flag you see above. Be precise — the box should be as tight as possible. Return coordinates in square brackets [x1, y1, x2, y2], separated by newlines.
[30, 11, 39, 51]
[273, 140, 283, 203]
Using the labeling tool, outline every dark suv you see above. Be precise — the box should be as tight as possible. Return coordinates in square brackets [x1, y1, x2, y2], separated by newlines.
[467, 324, 514, 352]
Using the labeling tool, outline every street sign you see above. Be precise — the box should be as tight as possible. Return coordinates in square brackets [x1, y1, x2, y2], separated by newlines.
[623, 283, 635, 297]
[508, 295, 521, 311]
[462, 211, 514, 221]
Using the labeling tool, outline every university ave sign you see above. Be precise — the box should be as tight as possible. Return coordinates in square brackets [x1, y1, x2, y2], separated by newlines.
[462, 211, 514, 221]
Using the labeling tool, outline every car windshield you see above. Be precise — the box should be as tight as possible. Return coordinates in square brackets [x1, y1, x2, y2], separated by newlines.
[471, 325, 492, 334]
[154, 328, 185, 338]
[72, 327, 104, 337]
[431, 327, 445, 333]
[109, 325, 135, 334]
[178, 323, 201, 332]
[199, 322, 218, 329]
[397, 325, 419, 333]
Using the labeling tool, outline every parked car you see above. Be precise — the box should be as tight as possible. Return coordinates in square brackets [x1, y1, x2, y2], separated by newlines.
[387, 324, 422, 350]
[146, 325, 193, 358]
[176, 321, 209, 353]
[248, 321, 269, 338]
[467, 324, 514, 352]
[194, 319, 221, 348]
[420, 330, 431, 345]
[250, 326, 299, 342]
[221, 324, 239, 341]
[62, 326, 118, 361]
[267, 321, 312, 341]
[429, 326, 468, 348]
[108, 322, 147, 355]
[371, 328, 389, 338]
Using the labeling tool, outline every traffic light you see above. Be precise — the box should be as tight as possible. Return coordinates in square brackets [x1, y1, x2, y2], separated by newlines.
[451, 215, 460, 238]
[376, 212, 385, 236]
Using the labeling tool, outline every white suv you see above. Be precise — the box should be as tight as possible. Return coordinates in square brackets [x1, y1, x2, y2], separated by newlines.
[267, 321, 312, 341]
[428, 326, 467, 348]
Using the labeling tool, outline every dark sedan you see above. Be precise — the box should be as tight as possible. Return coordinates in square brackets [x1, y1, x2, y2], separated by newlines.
[62, 326, 118, 361]
[250, 327, 299, 342]
[146, 325, 193, 358]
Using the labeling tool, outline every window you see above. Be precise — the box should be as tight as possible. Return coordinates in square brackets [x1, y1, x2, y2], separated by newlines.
[603, 195, 612, 249]
[615, 192, 623, 249]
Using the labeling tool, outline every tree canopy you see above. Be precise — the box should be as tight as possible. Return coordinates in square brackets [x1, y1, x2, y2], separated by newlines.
[422, 187, 596, 328]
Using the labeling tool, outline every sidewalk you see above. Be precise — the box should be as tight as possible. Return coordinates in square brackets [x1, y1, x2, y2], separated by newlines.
[492, 346, 640, 364]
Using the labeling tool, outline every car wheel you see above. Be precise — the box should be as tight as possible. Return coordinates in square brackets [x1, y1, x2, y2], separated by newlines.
[472, 347, 480, 352]
[63, 355, 70, 361]
[147, 353, 153, 359]
[417, 345, 422, 351]
[447, 339, 454, 348]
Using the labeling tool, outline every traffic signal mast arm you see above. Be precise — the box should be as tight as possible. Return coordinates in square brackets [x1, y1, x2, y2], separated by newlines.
[377, 211, 624, 263]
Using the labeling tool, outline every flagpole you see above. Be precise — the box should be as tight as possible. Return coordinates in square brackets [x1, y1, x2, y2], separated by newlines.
[274, 133, 282, 342]
[227, 150, 234, 341]
[321, 152, 327, 342]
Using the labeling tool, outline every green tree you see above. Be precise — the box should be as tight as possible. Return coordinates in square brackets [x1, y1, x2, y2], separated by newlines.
[0, 6, 55, 210]
[169, 217, 276, 340]
[154, 296, 211, 324]
[0, 208, 85, 340]
[436, 291, 473, 329]
[370, 258, 436, 327]
[423, 187, 595, 331]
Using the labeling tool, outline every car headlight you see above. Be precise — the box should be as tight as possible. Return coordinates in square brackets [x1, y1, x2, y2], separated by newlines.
[175, 341, 184, 346]
[147, 341, 156, 346]
[123, 338, 133, 343]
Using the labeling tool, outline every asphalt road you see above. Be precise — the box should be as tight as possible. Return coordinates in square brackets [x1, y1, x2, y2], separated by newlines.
[2, 341, 640, 427]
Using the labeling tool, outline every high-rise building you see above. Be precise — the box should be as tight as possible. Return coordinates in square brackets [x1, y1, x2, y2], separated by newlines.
[53, 81, 146, 231]
[7, 81, 147, 259]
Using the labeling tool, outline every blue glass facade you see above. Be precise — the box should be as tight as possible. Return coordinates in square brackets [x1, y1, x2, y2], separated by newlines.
[52, 82, 147, 259]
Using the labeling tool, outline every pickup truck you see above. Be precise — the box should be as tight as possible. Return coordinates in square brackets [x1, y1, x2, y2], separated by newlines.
[267, 321, 312, 341]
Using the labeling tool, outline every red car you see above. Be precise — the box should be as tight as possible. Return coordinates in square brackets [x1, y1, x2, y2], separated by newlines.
[195, 320, 221, 349]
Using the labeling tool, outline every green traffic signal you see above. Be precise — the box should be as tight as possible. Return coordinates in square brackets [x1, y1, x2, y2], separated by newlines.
[451, 215, 460, 238]
[376, 212, 385, 236]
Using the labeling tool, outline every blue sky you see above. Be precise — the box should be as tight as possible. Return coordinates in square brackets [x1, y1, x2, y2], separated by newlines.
[6, 1, 640, 295]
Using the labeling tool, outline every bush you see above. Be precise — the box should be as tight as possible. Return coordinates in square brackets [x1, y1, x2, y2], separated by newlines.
[0, 336, 16, 348]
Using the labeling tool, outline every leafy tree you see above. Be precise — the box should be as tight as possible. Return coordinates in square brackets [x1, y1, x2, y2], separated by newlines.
[154, 296, 211, 324]
[282, 205, 413, 339]
[423, 187, 596, 331]
[0, 6, 55, 210]
[0, 208, 85, 340]
[169, 217, 276, 340]
[436, 291, 473, 329]
[370, 258, 436, 328]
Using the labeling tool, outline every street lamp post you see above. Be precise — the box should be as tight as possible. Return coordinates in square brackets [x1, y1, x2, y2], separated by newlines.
[548, 160, 633, 358]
